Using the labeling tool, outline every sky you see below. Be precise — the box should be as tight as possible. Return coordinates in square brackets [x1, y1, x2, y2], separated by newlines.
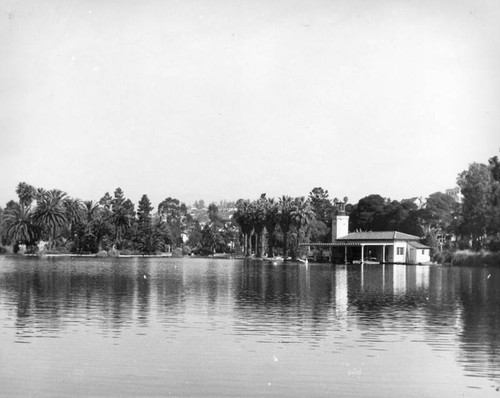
[1, 0, 499, 209]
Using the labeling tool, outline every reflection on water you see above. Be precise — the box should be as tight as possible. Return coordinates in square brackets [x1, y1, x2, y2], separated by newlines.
[0, 256, 499, 397]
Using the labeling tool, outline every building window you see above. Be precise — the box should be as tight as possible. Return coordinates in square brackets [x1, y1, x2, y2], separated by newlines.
[397, 247, 404, 255]
[422, 250, 425, 255]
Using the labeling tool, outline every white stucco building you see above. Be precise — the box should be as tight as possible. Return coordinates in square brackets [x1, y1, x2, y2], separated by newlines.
[304, 211, 431, 265]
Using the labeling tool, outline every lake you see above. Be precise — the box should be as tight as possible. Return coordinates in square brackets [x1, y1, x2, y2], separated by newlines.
[0, 256, 499, 397]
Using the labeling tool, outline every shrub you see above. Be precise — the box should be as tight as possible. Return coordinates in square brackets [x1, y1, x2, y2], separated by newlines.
[120, 249, 133, 256]
[43, 246, 71, 255]
[108, 248, 120, 257]
[0, 246, 7, 254]
[487, 236, 500, 252]
[172, 247, 183, 258]
[432, 250, 452, 264]
[182, 246, 192, 256]
[96, 250, 108, 257]
[451, 250, 500, 267]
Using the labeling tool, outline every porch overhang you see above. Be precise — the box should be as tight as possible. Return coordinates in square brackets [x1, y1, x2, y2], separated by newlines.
[299, 241, 398, 247]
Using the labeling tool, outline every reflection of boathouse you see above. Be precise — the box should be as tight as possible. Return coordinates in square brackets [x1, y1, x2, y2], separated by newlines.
[304, 204, 430, 265]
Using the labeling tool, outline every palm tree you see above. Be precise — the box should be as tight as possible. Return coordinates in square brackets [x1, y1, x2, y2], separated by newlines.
[137, 218, 166, 255]
[79, 200, 106, 252]
[264, 197, 279, 258]
[201, 223, 226, 254]
[233, 199, 254, 256]
[291, 197, 314, 232]
[15, 182, 37, 206]
[63, 198, 85, 239]
[82, 201, 101, 232]
[33, 189, 68, 250]
[278, 195, 294, 259]
[250, 199, 266, 257]
[1, 202, 39, 250]
[290, 196, 315, 259]
[112, 202, 134, 248]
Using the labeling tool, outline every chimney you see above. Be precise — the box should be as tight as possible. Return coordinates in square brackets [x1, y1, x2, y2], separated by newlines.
[332, 202, 349, 242]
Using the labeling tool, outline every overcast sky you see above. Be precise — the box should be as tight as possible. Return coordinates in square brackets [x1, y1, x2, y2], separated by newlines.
[1, 0, 499, 209]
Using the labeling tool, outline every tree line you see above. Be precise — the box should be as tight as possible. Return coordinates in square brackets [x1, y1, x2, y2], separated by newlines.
[0, 185, 234, 255]
[1, 155, 499, 257]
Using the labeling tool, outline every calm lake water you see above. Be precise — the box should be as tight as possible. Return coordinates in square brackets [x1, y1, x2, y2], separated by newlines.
[0, 256, 499, 397]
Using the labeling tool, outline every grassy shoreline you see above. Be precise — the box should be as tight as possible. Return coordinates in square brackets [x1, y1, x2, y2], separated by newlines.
[449, 250, 500, 267]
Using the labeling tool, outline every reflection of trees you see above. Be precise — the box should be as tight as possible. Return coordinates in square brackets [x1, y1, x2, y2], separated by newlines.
[419, 266, 500, 383]
[454, 267, 500, 381]
[348, 264, 500, 384]
[136, 259, 151, 325]
[0, 258, 143, 336]
[233, 261, 338, 340]
[347, 264, 431, 333]
[2, 256, 498, 385]
[154, 259, 233, 323]
[154, 262, 185, 320]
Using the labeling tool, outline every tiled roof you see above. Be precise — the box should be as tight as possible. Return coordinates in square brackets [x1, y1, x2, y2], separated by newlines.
[408, 241, 430, 249]
[299, 242, 363, 246]
[336, 231, 421, 241]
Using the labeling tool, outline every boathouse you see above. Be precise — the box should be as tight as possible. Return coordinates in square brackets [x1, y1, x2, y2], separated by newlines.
[329, 231, 431, 264]
[304, 205, 431, 265]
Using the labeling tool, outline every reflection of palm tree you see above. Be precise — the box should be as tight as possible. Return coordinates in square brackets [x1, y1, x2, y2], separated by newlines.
[2, 202, 39, 248]
[33, 190, 68, 250]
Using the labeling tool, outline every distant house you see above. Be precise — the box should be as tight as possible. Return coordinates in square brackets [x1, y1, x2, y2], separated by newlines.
[445, 187, 462, 203]
[402, 196, 426, 209]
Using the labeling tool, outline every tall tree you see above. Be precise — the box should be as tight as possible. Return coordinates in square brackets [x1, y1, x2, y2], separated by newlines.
[95, 193, 114, 251]
[137, 194, 153, 234]
[290, 196, 315, 259]
[137, 217, 167, 255]
[15, 182, 37, 206]
[62, 197, 85, 248]
[1, 201, 39, 251]
[201, 223, 226, 253]
[263, 197, 279, 258]
[350, 194, 386, 231]
[111, 188, 134, 248]
[208, 203, 221, 224]
[250, 198, 266, 257]
[187, 220, 203, 250]
[308, 187, 335, 224]
[158, 197, 188, 246]
[424, 192, 458, 233]
[278, 195, 294, 259]
[457, 162, 492, 249]
[77, 200, 103, 253]
[488, 156, 500, 248]
[33, 189, 68, 250]
[233, 199, 253, 256]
